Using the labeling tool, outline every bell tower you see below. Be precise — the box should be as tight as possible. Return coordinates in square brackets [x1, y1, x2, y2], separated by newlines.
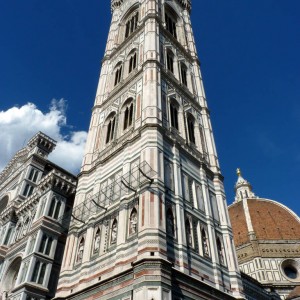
[55, 1, 245, 299]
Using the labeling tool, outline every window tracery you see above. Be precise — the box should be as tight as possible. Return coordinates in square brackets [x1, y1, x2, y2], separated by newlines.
[128, 51, 137, 74]
[114, 63, 123, 86]
[48, 197, 62, 219]
[125, 11, 138, 39]
[122, 100, 134, 131]
[31, 260, 46, 285]
[165, 12, 177, 39]
[105, 113, 116, 144]
[39, 234, 53, 256]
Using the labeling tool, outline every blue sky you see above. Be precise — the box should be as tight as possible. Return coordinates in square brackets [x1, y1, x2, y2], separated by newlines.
[0, 1, 299, 215]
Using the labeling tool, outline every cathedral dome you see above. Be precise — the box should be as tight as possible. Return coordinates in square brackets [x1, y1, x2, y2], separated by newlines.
[229, 198, 300, 247]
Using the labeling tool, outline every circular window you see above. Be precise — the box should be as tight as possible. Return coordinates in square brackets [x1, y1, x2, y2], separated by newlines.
[284, 266, 298, 279]
[281, 259, 300, 281]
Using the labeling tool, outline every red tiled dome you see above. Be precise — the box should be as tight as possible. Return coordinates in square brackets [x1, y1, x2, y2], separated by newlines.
[229, 198, 300, 246]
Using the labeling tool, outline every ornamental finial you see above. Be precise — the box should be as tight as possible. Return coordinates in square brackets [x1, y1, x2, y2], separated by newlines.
[237, 168, 241, 177]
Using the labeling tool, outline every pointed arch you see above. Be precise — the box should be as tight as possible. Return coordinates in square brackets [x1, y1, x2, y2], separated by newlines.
[127, 49, 138, 74]
[114, 62, 123, 86]
[122, 98, 134, 131]
[187, 113, 196, 144]
[180, 62, 188, 86]
[105, 112, 117, 144]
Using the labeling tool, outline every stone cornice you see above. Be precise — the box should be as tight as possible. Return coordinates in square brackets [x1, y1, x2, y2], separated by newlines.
[38, 169, 77, 196]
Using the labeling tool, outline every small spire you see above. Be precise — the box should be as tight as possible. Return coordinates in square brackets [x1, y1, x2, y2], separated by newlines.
[234, 168, 256, 202]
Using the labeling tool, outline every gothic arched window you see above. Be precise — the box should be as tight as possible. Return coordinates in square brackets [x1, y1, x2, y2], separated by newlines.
[39, 234, 53, 256]
[28, 168, 39, 183]
[105, 113, 116, 144]
[166, 50, 174, 73]
[31, 260, 47, 285]
[114, 63, 123, 86]
[165, 10, 177, 39]
[170, 99, 179, 130]
[129, 208, 138, 235]
[122, 100, 134, 130]
[166, 208, 175, 237]
[48, 197, 62, 220]
[128, 51, 137, 74]
[180, 63, 188, 86]
[23, 183, 34, 197]
[125, 11, 139, 39]
[187, 114, 196, 144]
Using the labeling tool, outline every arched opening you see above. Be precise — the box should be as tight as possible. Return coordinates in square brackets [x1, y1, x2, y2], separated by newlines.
[114, 62, 123, 86]
[105, 112, 117, 144]
[164, 6, 178, 39]
[124, 9, 139, 39]
[170, 98, 179, 130]
[2, 257, 22, 295]
[128, 50, 137, 74]
[180, 62, 188, 86]
[187, 114, 196, 144]
[166, 50, 174, 73]
[122, 99, 134, 130]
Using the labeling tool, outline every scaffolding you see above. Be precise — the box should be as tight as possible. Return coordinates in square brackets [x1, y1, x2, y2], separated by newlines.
[59, 161, 157, 228]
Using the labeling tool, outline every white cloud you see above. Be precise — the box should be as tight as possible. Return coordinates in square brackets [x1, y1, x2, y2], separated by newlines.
[0, 99, 87, 174]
